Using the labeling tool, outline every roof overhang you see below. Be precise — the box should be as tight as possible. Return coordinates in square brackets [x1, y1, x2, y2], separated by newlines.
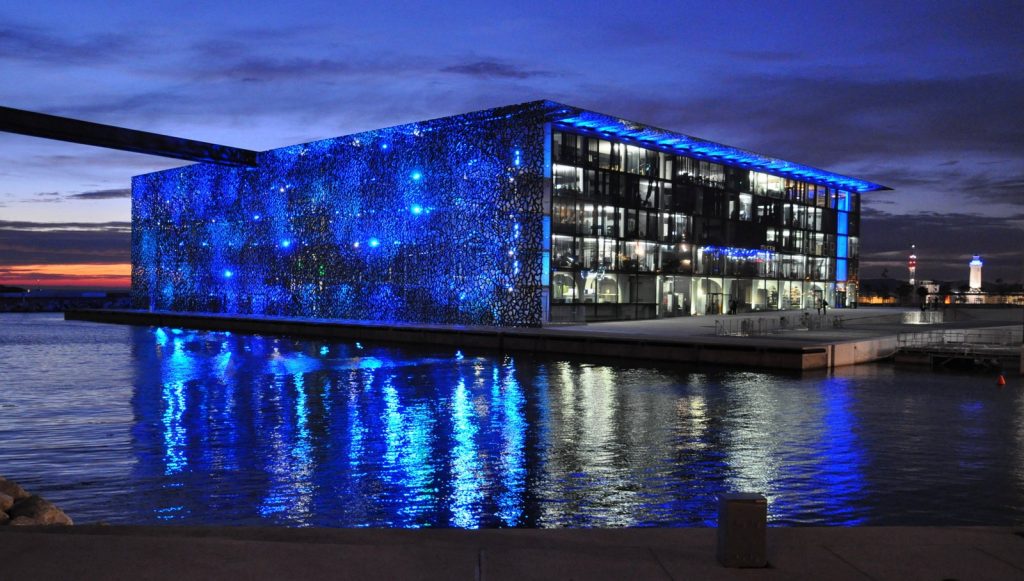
[544, 103, 888, 193]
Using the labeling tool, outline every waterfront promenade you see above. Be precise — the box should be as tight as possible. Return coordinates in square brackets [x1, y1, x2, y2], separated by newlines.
[66, 306, 1023, 371]
[2, 525, 1022, 579]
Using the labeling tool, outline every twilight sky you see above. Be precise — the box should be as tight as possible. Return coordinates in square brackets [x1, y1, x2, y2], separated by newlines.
[1, 0, 1022, 288]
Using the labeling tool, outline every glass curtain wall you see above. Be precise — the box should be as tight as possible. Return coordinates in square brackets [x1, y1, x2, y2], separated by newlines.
[549, 129, 859, 321]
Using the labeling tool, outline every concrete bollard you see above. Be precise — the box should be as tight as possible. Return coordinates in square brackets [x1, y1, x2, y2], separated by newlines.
[716, 492, 767, 568]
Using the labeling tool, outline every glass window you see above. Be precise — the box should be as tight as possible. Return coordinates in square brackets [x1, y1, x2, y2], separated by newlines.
[578, 237, 618, 270]
[780, 254, 806, 279]
[659, 153, 673, 180]
[808, 207, 822, 231]
[837, 190, 850, 212]
[637, 209, 661, 240]
[600, 205, 620, 238]
[738, 194, 753, 221]
[756, 197, 776, 224]
[598, 140, 612, 169]
[609, 141, 622, 171]
[750, 172, 767, 195]
[660, 181, 674, 210]
[587, 138, 599, 166]
[623, 241, 657, 272]
[552, 200, 577, 235]
[621, 208, 639, 238]
[577, 237, 598, 270]
[625, 145, 642, 174]
[553, 235, 576, 268]
[705, 162, 725, 186]
[811, 233, 825, 256]
[577, 203, 598, 236]
[593, 276, 614, 305]
[553, 164, 582, 196]
[659, 243, 693, 274]
[552, 271, 576, 302]
[758, 253, 778, 278]
[662, 213, 690, 242]
[810, 257, 832, 280]
[583, 273, 617, 303]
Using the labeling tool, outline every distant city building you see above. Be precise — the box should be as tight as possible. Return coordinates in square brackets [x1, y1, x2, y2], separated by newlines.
[132, 101, 888, 326]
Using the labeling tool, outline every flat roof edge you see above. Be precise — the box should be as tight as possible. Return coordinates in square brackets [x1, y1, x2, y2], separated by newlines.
[547, 103, 888, 193]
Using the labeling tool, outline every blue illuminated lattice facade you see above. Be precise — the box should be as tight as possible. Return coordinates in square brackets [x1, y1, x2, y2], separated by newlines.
[133, 100, 885, 324]
[133, 103, 548, 326]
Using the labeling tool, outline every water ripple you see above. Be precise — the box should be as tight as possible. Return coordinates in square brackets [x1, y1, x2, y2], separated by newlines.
[1, 313, 1022, 527]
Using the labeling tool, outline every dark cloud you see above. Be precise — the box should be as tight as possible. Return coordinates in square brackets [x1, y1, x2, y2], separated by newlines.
[189, 56, 362, 82]
[0, 220, 130, 231]
[856, 165, 1024, 209]
[0, 26, 134, 65]
[66, 188, 132, 200]
[20, 191, 63, 203]
[724, 50, 802, 63]
[0, 221, 129, 265]
[579, 73, 1024, 171]
[957, 174, 1024, 207]
[440, 60, 553, 79]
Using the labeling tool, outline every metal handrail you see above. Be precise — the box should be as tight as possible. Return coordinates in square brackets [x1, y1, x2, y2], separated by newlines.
[714, 313, 844, 336]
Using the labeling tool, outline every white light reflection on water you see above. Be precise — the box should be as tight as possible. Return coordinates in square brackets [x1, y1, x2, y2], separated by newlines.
[449, 376, 483, 528]
[495, 359, 526, 526]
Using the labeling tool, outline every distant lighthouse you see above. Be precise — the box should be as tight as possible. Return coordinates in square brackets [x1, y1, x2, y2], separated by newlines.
[908, 244, 917, 286]
[969, 255, 983, 292]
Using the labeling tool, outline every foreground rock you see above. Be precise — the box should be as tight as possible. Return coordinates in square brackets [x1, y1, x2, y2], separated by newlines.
[0, 477, 29, 501]
[0, 476, 72, 526]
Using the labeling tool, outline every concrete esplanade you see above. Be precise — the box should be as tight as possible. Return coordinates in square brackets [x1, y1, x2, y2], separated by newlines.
[1, 525, 1023, 579]
[66, 306, 1023, 371]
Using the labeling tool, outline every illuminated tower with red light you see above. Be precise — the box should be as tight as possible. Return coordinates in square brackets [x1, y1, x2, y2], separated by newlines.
[908, 244, 917, 286]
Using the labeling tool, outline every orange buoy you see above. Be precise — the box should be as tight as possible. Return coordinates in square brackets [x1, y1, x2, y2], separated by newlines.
[997, 375, 1006, 387]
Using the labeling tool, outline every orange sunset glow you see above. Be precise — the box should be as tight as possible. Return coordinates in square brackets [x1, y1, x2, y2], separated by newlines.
[0, 263, 131, 289]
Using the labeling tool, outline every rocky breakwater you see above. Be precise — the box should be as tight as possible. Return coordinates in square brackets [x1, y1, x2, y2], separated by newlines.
[0, 476, 73, 526]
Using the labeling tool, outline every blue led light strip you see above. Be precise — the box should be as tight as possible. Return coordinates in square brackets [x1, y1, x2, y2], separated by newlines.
[699, 245, 775, 260]
[551, 109, 888, 193]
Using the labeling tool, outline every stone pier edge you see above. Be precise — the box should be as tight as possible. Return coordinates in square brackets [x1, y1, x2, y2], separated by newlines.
[64, 309, 898, 371]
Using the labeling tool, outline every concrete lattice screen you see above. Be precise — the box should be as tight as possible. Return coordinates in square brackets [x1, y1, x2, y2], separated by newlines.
[131, 103, 549, 326]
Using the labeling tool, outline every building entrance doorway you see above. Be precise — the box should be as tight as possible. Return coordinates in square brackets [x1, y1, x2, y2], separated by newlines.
[706, 292, 722, 315]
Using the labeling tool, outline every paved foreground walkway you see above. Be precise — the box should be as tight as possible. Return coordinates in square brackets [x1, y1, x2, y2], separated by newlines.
[2, 526, 1023, 580]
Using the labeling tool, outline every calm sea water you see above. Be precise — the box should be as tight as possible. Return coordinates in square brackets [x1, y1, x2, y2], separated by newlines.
[1, 313, 1021, 527]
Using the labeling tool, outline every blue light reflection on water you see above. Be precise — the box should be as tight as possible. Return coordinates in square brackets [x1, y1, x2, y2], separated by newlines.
[817, 377, 867, 525]
[130, 327, 1024, 527]
[2, 313, 1023, 528]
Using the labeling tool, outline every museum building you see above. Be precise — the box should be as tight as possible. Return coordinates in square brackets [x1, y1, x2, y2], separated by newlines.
[132, 100, 887, 327]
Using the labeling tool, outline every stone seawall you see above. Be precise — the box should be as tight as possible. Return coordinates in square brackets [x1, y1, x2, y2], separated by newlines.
[0, 476, 73, 526]
[65, 309, 831, 370]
